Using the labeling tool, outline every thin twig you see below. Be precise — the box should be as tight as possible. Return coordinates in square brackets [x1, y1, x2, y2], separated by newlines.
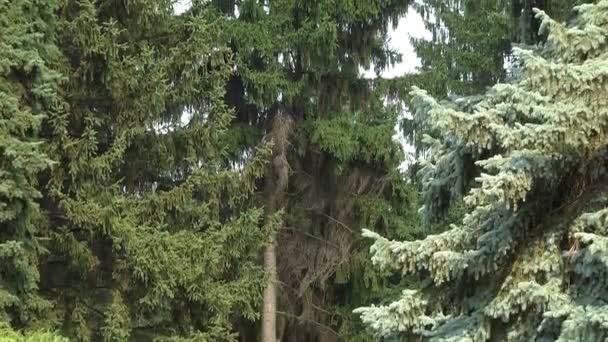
[282, 227, 340, 249]
[296, 206, 357, 235]
[276, 311, 340, 338]
[321, 213, 356, 235]
[310, 302, 334, 316]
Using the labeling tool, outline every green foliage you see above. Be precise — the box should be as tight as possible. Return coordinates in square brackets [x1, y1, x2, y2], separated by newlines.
[0, 0, 61, 330]
[206, 0, 419, 340]
[413, 0, 512, 97]
[2, 0, 421, 339]
[358, 1, 608, 340]
[0, 322, 67, 342]
[305, 97, 402, 167]
[396, 0, 594, 162]
[4, 0, 275, 340]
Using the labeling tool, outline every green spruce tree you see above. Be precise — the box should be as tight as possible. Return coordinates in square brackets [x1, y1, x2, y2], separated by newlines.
[357, 1, 608, 340]
[3, 0, 274, 340]
[200, 0, 418, 340]
[412, 0, 512, 97]
[0, 0, 64, 338]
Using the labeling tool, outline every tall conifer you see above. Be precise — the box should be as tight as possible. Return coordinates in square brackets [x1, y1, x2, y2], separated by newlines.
[4, 0, 273, 340]
[358, 1, 608, 340]
[0, 0, 63, 337]
[202, 0, 416, 340]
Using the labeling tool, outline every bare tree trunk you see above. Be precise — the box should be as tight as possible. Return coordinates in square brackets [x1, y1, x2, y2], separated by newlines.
[261, 237, 277, 342]
[261, 109, 293, 342]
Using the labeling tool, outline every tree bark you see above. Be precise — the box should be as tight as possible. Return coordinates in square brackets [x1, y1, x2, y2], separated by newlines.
[261, 109, 293, 342]
[261, 238, 278, 342]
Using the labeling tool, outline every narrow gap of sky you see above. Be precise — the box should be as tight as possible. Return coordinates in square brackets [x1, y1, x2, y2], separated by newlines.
[372, 10, 430, 169]
[173, 0, 191, 14]
[362, 9, 430, 79]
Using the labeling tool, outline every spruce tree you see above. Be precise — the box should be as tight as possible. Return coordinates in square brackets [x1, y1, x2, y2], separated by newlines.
[412, 0, 512, 98]
[357, 1, 608, 340]
[0, 0, 64, 338]
[4, 0, 273, 340]
[409, 0, 593, 101]
[201, 0, 416, 340]
[393, 0, 593, 166]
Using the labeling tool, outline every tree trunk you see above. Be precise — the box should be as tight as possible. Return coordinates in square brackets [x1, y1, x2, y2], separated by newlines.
[261, 109, 293, 342]
[261, 238, 277, 342]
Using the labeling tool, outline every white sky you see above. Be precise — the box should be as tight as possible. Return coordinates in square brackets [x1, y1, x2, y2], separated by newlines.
[174, 0, 191, 14]
[363, 10, 430, 79]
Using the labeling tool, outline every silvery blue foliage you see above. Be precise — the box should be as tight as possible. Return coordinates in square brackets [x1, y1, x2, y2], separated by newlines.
[356, 1, 608, 340]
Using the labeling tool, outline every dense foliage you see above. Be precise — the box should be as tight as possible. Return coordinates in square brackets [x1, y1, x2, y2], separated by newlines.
[357, 1, 608, 340]
[3, 0, 274, 340]
[202, 0, 419, 340]
[5, 0, 606, 340]
[3, 0, 418, 340]
[0, 0, 63, 338]
[393, 0, 592, 162]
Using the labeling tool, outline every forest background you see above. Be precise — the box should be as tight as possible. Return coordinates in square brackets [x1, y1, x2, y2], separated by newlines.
[1, 0, 605, 341]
